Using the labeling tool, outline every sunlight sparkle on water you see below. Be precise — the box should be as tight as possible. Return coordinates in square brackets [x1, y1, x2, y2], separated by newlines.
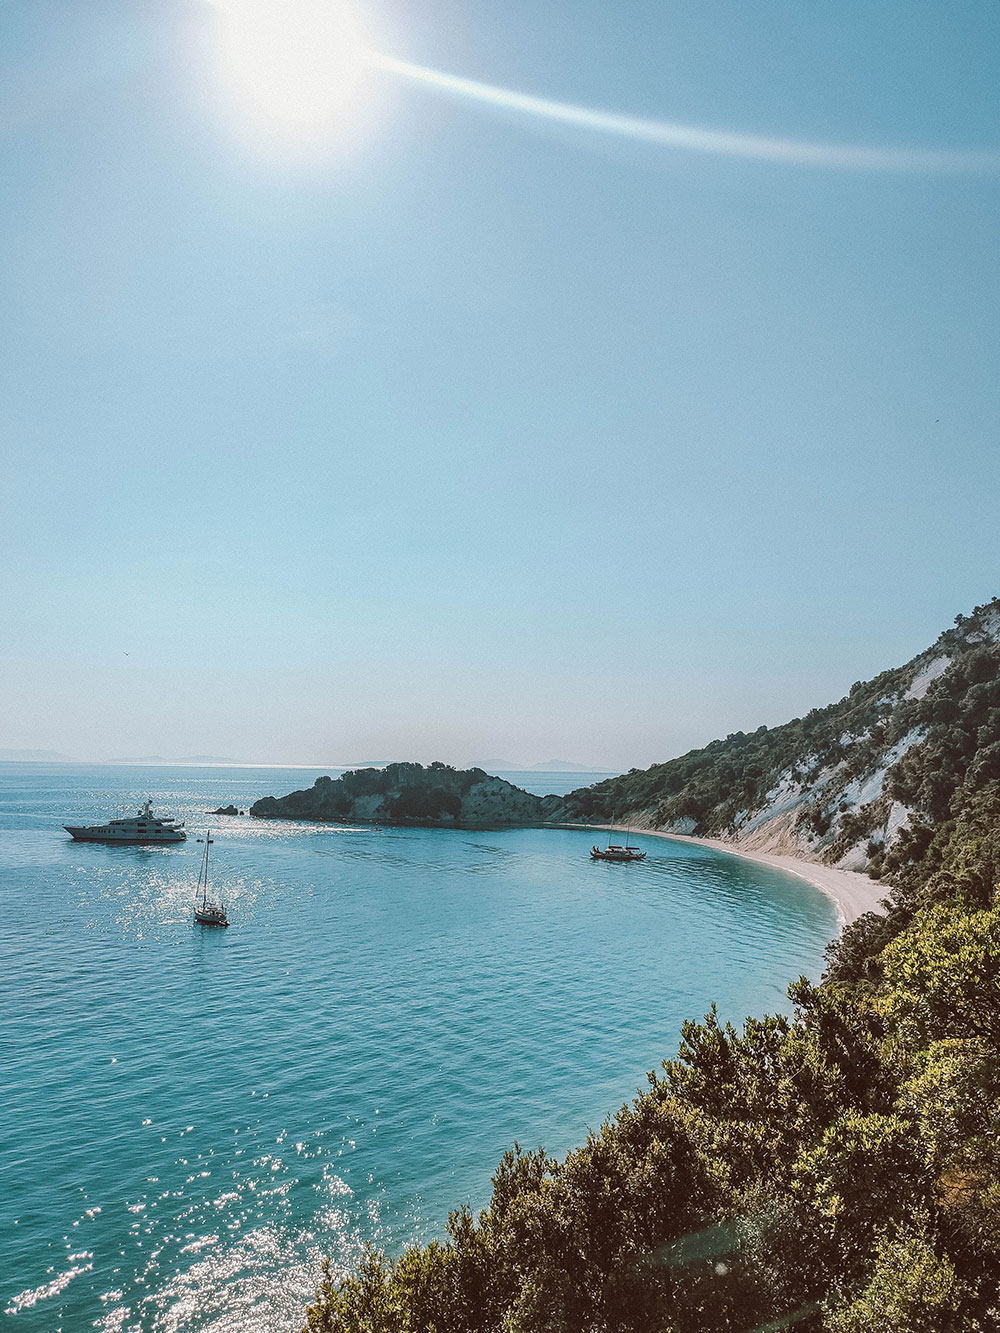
[0, 766, 833, 1331]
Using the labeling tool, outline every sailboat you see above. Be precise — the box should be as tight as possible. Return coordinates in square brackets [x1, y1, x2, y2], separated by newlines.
[590, 822, 646, 862]
[193, 832, 229, 927]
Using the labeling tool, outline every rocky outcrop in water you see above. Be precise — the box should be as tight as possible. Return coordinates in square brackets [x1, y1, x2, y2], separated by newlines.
[251, 762, 561, 827]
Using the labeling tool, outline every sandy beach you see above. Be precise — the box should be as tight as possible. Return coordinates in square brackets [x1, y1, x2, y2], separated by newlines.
[584, 825, 888, 931]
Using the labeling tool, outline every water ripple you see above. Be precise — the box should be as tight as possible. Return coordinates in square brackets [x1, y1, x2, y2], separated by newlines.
[0, 765, 834, 1331]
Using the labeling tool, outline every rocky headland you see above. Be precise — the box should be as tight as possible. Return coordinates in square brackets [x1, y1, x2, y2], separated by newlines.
[556, 597, 1000, 887]
[250, 761, 563, 827]
[246, 604, 1000, 932]
[302, 599, 1000, 1331]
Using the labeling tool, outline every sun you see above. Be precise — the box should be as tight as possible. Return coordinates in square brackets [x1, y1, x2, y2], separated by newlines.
[203, 0, 377, 159]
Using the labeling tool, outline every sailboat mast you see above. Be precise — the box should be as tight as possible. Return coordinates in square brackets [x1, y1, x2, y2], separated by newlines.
[204, 834, 211, 909]
[197, 834, 213, 909]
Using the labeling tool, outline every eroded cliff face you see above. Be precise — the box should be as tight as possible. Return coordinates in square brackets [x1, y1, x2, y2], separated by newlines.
[250, 763, 561, 827]
[556, 600, 1000, 878]
[249, 603, 1000, 870]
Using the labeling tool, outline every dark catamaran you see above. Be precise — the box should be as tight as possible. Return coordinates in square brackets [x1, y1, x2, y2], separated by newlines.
[193, 832, 228, 927]
[590, 825, 646, 862]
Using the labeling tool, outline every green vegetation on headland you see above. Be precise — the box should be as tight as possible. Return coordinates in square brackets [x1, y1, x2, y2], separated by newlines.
[302, 601, 1000, 1332]
[250, 762, 559, 826]
[561, 598, 1000, 881]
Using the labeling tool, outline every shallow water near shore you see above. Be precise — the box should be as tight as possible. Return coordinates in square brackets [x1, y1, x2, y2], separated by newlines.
[0, 763, 835, 1332]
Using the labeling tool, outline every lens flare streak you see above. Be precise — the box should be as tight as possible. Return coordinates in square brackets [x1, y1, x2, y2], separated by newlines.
[369, 52, 1000, 174]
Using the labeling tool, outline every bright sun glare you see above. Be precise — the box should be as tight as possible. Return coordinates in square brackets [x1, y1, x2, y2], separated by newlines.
[205, 0, 375, 158]
[201, 0, 1000, 173]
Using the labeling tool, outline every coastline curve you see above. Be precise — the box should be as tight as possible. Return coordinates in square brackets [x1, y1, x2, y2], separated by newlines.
[574, 823, 887, 930]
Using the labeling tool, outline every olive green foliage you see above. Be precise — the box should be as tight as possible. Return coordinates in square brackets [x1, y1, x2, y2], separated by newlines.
[558, 657, 915, 836]
[304, 823, 1000, 1331]
[823, 1226, 967, 1333]
[562, 601, 1000, 883]
[250, 762, 493, 823]
[391, 784, 463, 819]
[303, 604, 1000, 1331]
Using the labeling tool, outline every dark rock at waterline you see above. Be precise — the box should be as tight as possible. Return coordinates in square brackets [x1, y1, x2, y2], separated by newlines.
[211, 804, 239, 816]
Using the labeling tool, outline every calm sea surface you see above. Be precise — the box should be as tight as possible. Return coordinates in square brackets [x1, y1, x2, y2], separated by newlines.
[0, 763, 835, 1331]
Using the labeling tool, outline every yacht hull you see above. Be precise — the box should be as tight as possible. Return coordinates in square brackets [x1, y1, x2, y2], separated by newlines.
[64, 828, 185, 843]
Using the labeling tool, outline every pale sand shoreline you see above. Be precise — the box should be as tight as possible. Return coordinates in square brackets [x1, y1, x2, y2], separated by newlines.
[579, 824, 888, 931]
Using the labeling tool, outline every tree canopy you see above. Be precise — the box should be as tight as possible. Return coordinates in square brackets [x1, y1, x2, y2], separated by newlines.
[302, 604, 1000, 1331]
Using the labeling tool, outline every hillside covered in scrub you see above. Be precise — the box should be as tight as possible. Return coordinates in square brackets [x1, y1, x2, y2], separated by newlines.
[251, 761, 559, 826]
[302, 600, 1000, 1332]
[559, 598, 1000, 885]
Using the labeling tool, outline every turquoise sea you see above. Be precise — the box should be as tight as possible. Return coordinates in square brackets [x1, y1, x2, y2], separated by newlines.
[0, 763, 836, 1332]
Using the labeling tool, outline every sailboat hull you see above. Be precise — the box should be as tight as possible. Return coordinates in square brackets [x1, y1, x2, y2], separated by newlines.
[194, 907, 228, 926]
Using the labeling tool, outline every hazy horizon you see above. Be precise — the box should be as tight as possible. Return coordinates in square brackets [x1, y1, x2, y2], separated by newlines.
[3, 2, 999, 771]
[0, 749, 619, 773]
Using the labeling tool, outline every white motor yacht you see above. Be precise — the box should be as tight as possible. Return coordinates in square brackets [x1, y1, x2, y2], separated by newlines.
[64, 800, 186, 843]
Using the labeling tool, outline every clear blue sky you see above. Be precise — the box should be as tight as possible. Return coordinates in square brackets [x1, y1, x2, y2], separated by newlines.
[2, 0, 999, 768]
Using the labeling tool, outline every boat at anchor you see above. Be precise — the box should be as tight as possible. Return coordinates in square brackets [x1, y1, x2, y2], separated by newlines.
[193, 833, 228, 927]
[64, 800, 186, 843]
[591, 828, 646, 862]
